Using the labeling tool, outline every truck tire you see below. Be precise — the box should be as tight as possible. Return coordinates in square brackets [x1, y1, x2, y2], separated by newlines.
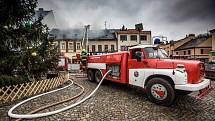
[176, 90, 192, 95]
[145, 77, 175, 106]
[87, 69, 94, 82]
[95, 70, 102, 83]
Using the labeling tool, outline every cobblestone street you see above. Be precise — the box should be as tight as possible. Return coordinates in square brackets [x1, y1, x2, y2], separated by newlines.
[0, 77, 215, 121]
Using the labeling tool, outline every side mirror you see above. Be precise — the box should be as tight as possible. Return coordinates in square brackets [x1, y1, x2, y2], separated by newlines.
[135, 51, 142, 62]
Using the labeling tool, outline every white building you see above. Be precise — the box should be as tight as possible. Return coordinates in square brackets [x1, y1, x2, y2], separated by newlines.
[116, 29, 152, 51]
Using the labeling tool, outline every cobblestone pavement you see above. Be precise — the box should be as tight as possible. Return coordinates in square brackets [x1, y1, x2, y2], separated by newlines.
[0, 76, 215, 121]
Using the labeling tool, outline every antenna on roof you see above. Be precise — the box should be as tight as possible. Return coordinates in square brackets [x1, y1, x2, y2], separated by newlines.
[105, 21, 107, 30]
[135, 23, 143, 31]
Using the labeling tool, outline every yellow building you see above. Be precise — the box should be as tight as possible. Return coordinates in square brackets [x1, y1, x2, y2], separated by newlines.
[87, 29, 117, 54]
[159, 34, 195, 56]
[49, 29, 117, 59]
[174, 35, 212, 62]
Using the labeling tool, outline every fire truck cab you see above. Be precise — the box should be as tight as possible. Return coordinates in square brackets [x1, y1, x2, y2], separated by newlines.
[87, 45, 212, 106]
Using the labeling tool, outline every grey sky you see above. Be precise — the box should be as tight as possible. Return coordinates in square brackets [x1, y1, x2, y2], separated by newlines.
[38, 0, 215, 41]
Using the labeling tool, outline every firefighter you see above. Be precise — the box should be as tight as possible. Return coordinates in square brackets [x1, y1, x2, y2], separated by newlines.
[80, 49, 88, 64]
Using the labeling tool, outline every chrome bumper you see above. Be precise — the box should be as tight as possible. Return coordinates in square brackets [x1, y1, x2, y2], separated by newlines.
[175, 78, 210, 91]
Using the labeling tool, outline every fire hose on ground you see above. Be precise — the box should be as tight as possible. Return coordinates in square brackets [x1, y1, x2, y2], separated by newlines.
[8, 70, 112, 119]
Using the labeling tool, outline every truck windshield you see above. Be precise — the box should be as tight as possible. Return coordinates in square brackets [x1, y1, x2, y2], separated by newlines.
[144, 47, 168, 58]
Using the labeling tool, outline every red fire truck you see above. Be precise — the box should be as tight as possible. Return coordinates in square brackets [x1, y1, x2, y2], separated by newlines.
[87, 45, 212, 106]
[58, 55, 70, 71]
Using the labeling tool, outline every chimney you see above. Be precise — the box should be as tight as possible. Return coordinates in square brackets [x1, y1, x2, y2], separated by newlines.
[187, 34, 195, 39]
[39, 8, 44, 11]
[188, 34, 195, 37]
[121, 25, 125, 31]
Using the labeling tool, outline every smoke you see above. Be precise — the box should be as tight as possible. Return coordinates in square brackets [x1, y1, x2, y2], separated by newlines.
[37, 0, 152, 29]
[166, 0, 215, 23]
[38, 0, 215, 40]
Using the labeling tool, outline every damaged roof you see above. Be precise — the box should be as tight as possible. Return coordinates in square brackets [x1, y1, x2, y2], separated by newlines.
[49, 28, 118, 40]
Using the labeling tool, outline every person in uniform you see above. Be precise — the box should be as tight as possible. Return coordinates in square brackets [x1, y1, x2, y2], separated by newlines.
[80, 49, 88, 65]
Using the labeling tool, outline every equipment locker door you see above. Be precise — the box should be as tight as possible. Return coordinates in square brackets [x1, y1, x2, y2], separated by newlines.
[128, 49, 146, 87]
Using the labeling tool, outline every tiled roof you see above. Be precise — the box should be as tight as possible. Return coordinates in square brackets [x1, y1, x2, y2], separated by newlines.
[49, 28, 118, 40]
[116, 29, 151, 34]
[175, 35, 211, 51]
[210, 29, 215, 33]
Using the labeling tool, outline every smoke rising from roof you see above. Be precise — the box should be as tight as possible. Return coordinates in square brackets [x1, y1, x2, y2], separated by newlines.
[38, 0, 215, 40]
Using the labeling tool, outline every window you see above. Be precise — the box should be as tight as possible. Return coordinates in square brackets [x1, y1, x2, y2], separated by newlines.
[98, 45, 102, 52]
[120, 35, 127, 41]
[131, 48, 142, 59]
[188, 50, 191, 55]
[92, 45, 95, 52]
[176, 52, 178, 55]
[140, 35, 147, 41]
[77, 43, 80, 50]
[104, 45, 108, 52]
[68, 43, 73, 49]
[201, 49, 204, 54]
[144, 47, 168, 58]
[130, 35, 137, 41]
[184, 51, 186, 55]
[111, 45, 114, 52]
[61, 43, 65, 49]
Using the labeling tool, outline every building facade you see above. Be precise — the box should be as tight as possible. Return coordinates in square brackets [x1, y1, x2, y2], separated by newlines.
[116, 29, 151, 51]
[87, 29, 117, 54]
[49, 29, 117, 59]
[174, 35, 212, 62]
[88, 39, 117, 53]
[49, 27, 152, 59]
[159, 34, 195, 56]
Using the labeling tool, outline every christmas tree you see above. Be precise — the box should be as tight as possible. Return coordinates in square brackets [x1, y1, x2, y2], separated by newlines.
[0, 0, 59, 86]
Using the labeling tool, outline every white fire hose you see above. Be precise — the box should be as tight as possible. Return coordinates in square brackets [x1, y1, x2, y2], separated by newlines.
[8, 70, 112, 119]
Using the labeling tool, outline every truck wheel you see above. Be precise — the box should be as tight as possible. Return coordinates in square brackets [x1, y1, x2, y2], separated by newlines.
[87, 69, 94, 82]
[95, 70, 102, 83]
[176, 90, 192, 95]
[145, 77, 175, 106]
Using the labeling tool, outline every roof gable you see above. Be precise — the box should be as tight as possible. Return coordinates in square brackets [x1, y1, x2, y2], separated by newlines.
[175, 35, 211, 50]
